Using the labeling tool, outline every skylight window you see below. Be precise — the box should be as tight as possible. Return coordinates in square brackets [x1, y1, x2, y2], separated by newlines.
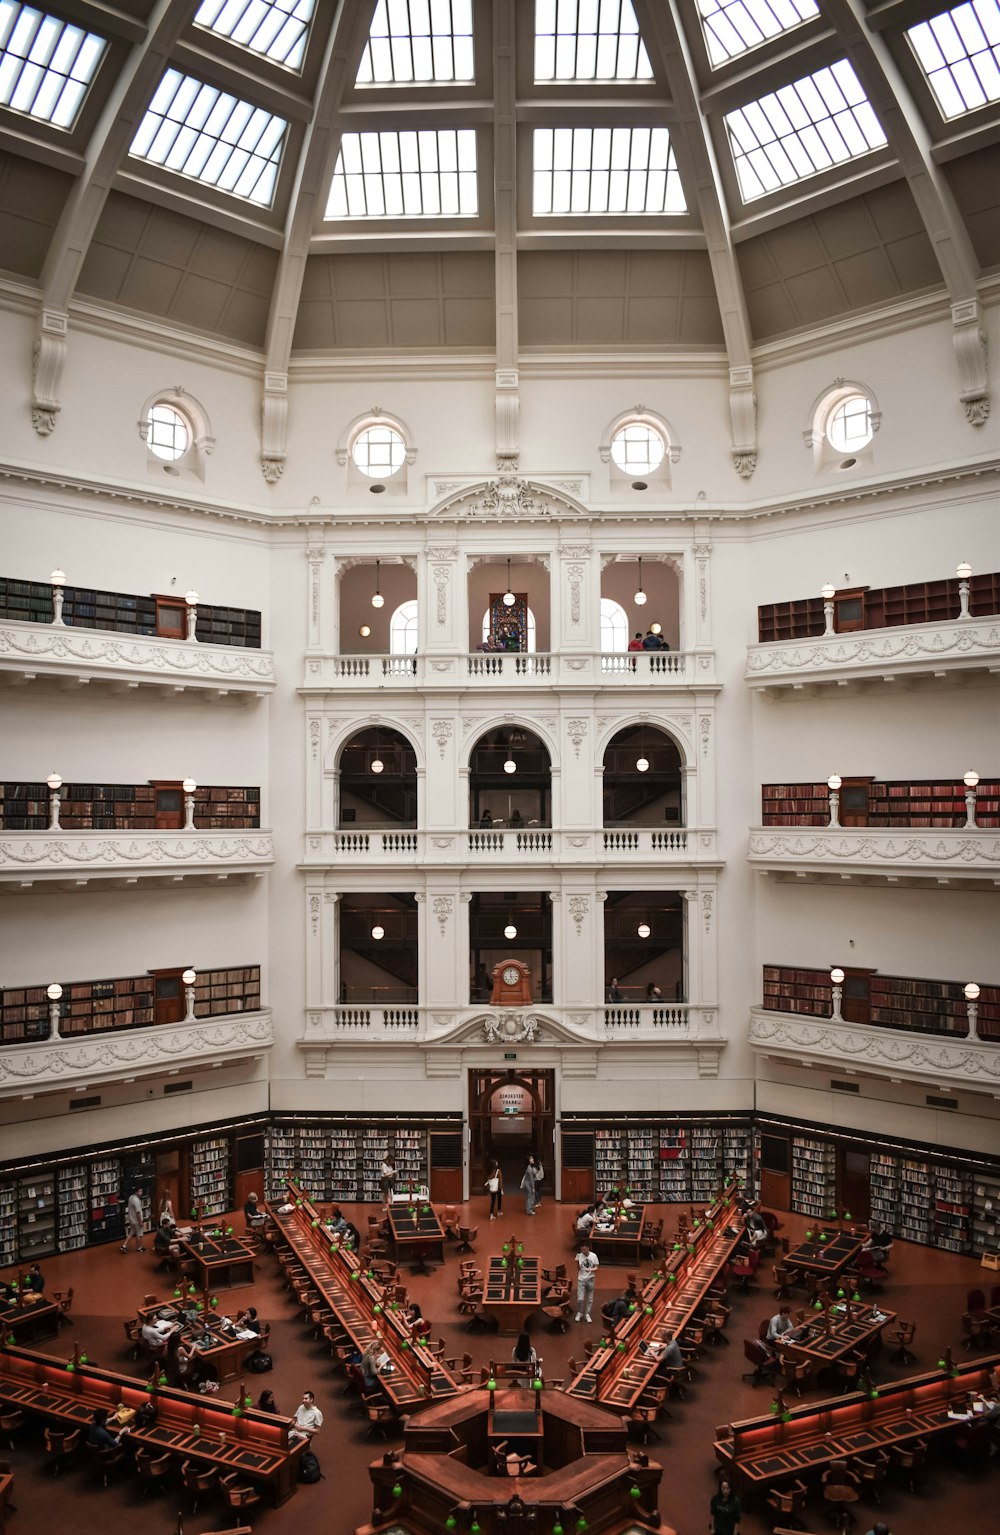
[724, 60, 887, 203]
[534, 0, 653, 82]
[130, 70, 288, 207]
[533, 126, 686, 215]
[697, 0, 819, 68]
[195, 0, 315, 72]
[357, 0, 474, 85]
[0, 3, 106, 128]
[325, 128, 478, 218]
[907, 0, 1000, 120]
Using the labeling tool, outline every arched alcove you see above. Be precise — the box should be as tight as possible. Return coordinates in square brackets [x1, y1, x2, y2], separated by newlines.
[601, 555, 682, 651]
[468, 725, 552, 829]
[338, 725, 418, 828]
[603, 725, 684, 827]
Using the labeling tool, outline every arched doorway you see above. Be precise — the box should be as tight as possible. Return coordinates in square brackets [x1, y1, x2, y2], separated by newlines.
[468, 1067, 556, 1197]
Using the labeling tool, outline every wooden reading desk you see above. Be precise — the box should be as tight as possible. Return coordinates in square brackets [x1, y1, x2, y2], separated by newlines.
[714, 1353, 1000, 1500]
[179, 1230, 256, 1289]
[587, 1205, 645, 1267]
[0, 1341, 302, 1503]
[785, 1231, 864, 1282]
[385, 1201, 446, 1274]
[0, 1292, 60, 1342]
[135, 1300, 264, 1384]
[269, 1184, 460, 1411]
[778, 1300, 895, 1372]
[481, 1241, 542, 1335]
[567, 1188, 745, 1410]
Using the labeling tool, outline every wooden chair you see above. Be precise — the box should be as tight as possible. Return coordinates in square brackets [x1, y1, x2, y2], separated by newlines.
[0, 1410, 23, 1450]
[123, 1317, 141, 1359]
[220, 1469, 263, 1516]
[44, 1426, 80, 1476]
[891, 1436, 927, 1493]
[700, 1299, 731, 1346]
[640, 1218, 665, 1260]
[53, 1286, 74, 1324]
[889, 1319, 916, 1365]
[830, 1350, 864, 1394]
[772, 1262, 793, 1299]
[777, 1351, 813, 1397]
[181, 1458, 219, 1513]
[542, 1291, 573, 1332]
[628, 1386, 667, 1443]
[457, 1225, 478, 1254]
[363, 1396, 399, 1440]
[136, 1447, 173, 1497]
[741, 1337, 777, 1386]
[766, 1476, 807, 1527]
[961, 1308, 992, 1350]
[821, 1460, 860, 1531]
[854, 1448, 889, 1504]
[441, 1205, 461, 1239]
[87, 1440, 125, 1487]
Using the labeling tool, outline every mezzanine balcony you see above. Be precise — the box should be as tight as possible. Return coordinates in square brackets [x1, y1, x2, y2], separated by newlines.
[302, 648, 717, 692]
[301, 826, 719, 868]
[0, 829, 275, 888]
[299, 1001, 722, 1048]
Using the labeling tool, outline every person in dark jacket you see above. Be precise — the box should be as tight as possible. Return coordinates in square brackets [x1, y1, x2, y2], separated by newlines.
[709, 1476, 742, 1535]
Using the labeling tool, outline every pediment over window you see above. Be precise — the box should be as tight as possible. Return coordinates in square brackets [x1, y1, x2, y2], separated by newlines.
[430, 477, 588, 519]
[429, 1010, 594, 1047]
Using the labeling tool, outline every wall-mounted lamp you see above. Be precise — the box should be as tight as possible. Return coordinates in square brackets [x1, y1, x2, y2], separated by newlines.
[50, 569, 66, 626]
[634, 557, 647, 607]
[956, 562, 972, 620]
[371, 560, 384, 609]
[46, 982, 63, 1041]
[182, 968, 197, 1022]
[963, 770, 979, 828]
[964, 981, 980, 1042]
[46, 772, 63, 830]
[182, 778, 197, 830]
[502, 559, 516, 608]
[827, 775, 842, 828]
[821, 583, 836, 636]
[184, 589, 199, 641]
[830, 967, 845, 1021]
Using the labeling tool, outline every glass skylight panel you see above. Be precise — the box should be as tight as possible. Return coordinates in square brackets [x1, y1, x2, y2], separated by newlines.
[724, 60, 887, 202]
[697, 0, 819, 68]
[534, 0, 654, 82]
[195, 0, 315, 72]
[325, 129, 478, 217]
[130, 70, 288, 207]
[0, 3, 106, 128]
[357, 0, 474, 85]
[533, 126, 686, 215]
[907, 1, 1000, 119]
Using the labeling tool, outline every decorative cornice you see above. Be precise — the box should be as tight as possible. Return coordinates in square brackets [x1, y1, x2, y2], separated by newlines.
[746, 618, 1000, 685]
[748, 828, 1000, 869]
[0, 1011, 274, 1094]
[749, 1009, 1000, 1091]
[0, 832, 274, 876]
[0, 621, 276, 692]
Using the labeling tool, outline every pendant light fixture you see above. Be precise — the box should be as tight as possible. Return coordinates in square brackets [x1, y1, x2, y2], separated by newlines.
[503, 744, 517, 774]
[504, 900, 517, 941]
[370, 726, 384, 774]
[502, 558, 516, 607]
[636, 756, 649, 773]
[371, 924, 385, 940]
[637, 920, 651, 939]
[359, 623, 371, 638]
[371, 559, 384, 609]
[634, 557, 647, 606]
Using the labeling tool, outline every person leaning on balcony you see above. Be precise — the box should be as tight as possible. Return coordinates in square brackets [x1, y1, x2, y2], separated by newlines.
[642, 628, 661, 650]
[607, 978, 623, 1002]
[479, 808, 493, 828]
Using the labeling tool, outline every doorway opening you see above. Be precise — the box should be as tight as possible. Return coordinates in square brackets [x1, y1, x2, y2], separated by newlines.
[468, 1067, 555, 1198]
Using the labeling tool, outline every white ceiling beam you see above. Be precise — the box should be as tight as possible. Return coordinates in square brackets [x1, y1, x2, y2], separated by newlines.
[494, 0, 518, 471]
[821, 0, 989, 426]
[633, 0, 758, 479]
[32, 0, 203, 437]
[260, 0, 379, 484]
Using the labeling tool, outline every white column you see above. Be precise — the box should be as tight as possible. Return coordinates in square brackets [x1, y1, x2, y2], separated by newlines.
[305, 545, 328, 654]
[305, 713, 324, 829]
[424, 545, 461, 655]
[558, 542, 594, 654]
[691, 538, 713, 652]
[428, 697, 461, 830]
[561, 884, 598, 1009]
[548, 889, 562, 1007]
[305, 886, 325, 1008]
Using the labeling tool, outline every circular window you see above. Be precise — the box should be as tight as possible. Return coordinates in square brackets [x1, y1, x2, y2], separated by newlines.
[352, 425, 406, 479]
[827, 393, 873, 453]
[147, 403, 191, 461]
[610, 423, 665, 476]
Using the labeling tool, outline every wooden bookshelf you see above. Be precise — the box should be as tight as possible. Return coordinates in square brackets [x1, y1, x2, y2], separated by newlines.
[762, 964, 999, 1040]
[762, 777, 1000, 828]
[0, 574, 261, 649]
[0, 965, 260, 1045]
[0, 782, 260, 832]
[761, 783, 829, 825]
[757, 569, 1000, 642]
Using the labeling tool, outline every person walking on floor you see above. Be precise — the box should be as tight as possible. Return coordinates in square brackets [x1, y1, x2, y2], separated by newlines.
[121, 1186, 146, 1253]
[575, 1241, 599, 1323]
[520, 1154, 543, 1215]
[379, 1154, 397, 1209]
[485, 1160, 503, 1219]
[709, 1476, 742, 1535]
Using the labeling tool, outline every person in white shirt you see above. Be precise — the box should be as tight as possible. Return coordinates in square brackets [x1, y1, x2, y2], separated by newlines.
[766, 1306, 796, 1345]
[575, 1242, 600, 1323]
[576, 1205, 599, 1236]
[121, 1187, 146, 1254]
[379, 1157, 397, 1209]
[289, 1390, 324, 1443]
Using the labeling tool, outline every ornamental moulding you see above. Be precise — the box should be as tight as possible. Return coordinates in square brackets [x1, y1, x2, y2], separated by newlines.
[0, 623, 276, 685]
[431, 478, 589, 520]
[0, 1012, 274, 1091]
[748, 831, 1000, 865]
[749, 1011, 1000, 1085]
[0, 834, 274, 870]
[746, 621, 1000, 676]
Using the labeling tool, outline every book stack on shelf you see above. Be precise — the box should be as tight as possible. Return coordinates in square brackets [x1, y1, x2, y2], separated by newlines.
[756, 570, 999, 644]
[89, 1158, 122, 1243]
[972, 1172, 1000, 1259]
[690, 1126, 721, 1203]
[760, 784, 829, 826]
[297, 1127, 330, 1203]
[658, 1128, 689, 1202]
[0, 984, 49, 1043]
[594, 1128, 626, 1195]
[933, 1166, 973, 1253]
[266, 1127, 297, 1201]
[195, 605, 262, 649]
[394, 1128, 428, 1195]
[0, 782, 48, 830]
[762, 966, 831, 1018]
[59, 585, 158, 634]
[60, 783, 157, 830]
[190, 1136, 231, 1218]
[329, 1128, 360, 1201]
[361, 1128, 390, 1203]
[57, 1164, 88, 1252]
[869, 1152, 899, 1231]
[193, 785, 261, 829]
[723, 1127, 753, 1193]
[0, 576, 54, 624]
[621, 1127, 655, 1201]
[0, 1181, 16, 1265]
[18, 1173, 56, 1258]
[193, 967, 262, 1017]
[0, 781, 263, 833]
[0, 573, 265, 648]
[898, 1158, 933, 1244]
[868, 975, 966, 1037]
[756, 595, 825, 642]
[791, 1136, 837, 1219]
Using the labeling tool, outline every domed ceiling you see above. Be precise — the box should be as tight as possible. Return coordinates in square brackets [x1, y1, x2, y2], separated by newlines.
[1, 0, 997, 474]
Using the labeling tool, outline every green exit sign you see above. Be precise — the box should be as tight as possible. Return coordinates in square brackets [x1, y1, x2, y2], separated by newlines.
[504, 1052, 517, 1060]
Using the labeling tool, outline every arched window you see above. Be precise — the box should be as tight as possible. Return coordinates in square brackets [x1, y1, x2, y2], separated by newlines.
[601, 598, 629, 652]
[482, 607, 536, 652]
[390, 599, 418, 653]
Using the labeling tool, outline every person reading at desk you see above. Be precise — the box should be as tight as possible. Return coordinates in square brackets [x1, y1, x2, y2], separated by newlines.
[651, 1332, 685, 1382]
[141, 1315, 180, 1354]
[327, 1206, 350, 1236]
[87, 1408, 128, 1450]
[235, 1305, 261, 1336]
[243, 1192, 267, 1227]
[576, 1204, 599, 1237]
[861, 1221, 893, 1264]
[512, 1332, 539, 1374]
[289, 1390, 324, 1443]
[743, 1210, 769, 1252]
[24, 1263, 44, 1293]
[766, 1305, 797, 1346]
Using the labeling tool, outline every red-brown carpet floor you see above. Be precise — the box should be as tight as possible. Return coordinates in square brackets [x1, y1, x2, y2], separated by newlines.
[2, 1198, 996, 1534]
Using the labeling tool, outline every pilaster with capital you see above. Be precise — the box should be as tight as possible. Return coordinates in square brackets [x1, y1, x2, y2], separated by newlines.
[548, 890, 562, 1008]
[305, 715, 323, 829]
[306, 886, 335, 1007]
[305, 545, 329, 653]
[561, 707, 595, 830]
[421, 545, 461, 654]
[560, 886, 598, 1008]
[428, 701, 460, 829]
[690, 695, 718, 833]
[691, 539, 713, 649]
[423, 878, 464, 1007]
[558, 542, 595, 653]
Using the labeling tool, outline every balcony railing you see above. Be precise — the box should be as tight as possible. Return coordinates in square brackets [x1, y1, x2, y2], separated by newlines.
[302, 827, 717, 865]
[0, 619, 276, 695]
[0, 830, 275, 885]
[0, 965, 261, 1046]
[760, 964, 998, 1040]
[303, 649, 715, 690]
[299, 1002, 721, 1048]
[745, 617, 1000, 692]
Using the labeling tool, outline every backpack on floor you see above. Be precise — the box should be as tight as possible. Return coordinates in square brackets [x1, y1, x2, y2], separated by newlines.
[247, 1350, 273, 1373]
[299, 1450, 323, 1483]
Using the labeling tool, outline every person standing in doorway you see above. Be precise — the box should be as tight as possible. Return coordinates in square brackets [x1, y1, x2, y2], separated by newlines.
[520, 1154, 543, 1215]
[575, 1241, 599, 1323]
[121, 1186, 146, 1253]
[485, 1160, 503, 1220]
